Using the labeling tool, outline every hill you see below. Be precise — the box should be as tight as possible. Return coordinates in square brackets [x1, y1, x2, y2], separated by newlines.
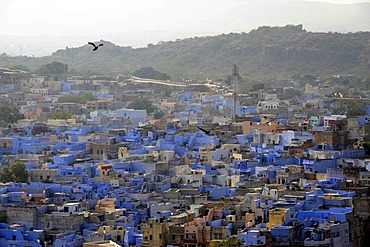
[0, 25, 369, 81]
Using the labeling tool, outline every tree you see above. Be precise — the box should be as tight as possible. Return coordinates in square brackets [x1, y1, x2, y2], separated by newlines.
[0, 161, 29, 183]
[154, 87, 173, 97]
[58, 93, 96, 104]
[153, 110, 165, 119]
[293, 74, 317, 87]
[0, 211, 7, 223]
[250, 82, 266, 91]
[10, 161, 29, 183]
[156, 72, 171, 81]
[51, 112, 73, 120]
[283, 87, 303, 97]
[360, 141, 370, 156]
[9, 65, 30, 72]
[214, 237, 243, 247]
[0, 105, 24, 126]
[128, 98, 158, 114]
[133, 67, 171, 80]
[330, 100, 366, 117]
[38, 61, 68, 75]
[0, 167, 13, 183]
[224, 74, 243, 87]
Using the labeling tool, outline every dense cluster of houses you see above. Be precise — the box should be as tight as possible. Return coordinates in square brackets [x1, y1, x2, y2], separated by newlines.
[0, 67, 370, 247]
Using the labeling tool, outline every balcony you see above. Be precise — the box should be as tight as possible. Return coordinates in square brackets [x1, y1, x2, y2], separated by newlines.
[304, 238, 330, 246]
[183, 239, 197, 244]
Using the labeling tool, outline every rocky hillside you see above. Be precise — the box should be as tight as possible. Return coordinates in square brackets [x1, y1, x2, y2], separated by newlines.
[1, 25, 369, 80]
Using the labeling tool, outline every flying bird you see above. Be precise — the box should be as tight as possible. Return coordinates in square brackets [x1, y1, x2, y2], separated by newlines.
[196, 126, 211, 135]
[88, 42, 104, 51]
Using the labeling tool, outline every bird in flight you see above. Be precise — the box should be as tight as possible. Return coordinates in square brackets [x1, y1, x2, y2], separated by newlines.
[196, 125, 222, 135]
[88, 42, 104, 51]
[196, 126, 211, 135]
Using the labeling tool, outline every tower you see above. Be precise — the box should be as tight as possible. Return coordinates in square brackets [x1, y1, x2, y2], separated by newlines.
[232, 64, 239, 123]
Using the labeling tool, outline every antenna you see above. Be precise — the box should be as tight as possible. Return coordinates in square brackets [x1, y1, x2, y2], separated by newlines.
[232, 64, 239, 123]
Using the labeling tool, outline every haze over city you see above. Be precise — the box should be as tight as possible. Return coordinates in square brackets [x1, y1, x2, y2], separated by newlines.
[1, 1, 370, 247]
[1, 0, 370, 56]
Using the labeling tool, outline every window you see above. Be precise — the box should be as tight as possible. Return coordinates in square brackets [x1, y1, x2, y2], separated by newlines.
[159, 234, 162, 239]
[214, 233, 222, 239]
[150, 235, 153, 240]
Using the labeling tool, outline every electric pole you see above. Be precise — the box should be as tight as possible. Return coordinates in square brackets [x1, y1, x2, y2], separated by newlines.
[232, 64, 239, 123]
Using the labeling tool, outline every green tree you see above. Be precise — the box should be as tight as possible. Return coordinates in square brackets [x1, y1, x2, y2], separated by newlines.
[58, 93, 96, 104]
[360, 141, 370, 156]
[283, 87, 303, 97]
[154, 87, 173, 97]
[76, 119, 87, 125]
[0, 167, 13, 183]
[38, 61, 68, 75]
[128, 98, 157, 114]
[250, 82, 266, 91]
[0, 105, 24, 126]
[153, 110, 165, 119]
[133, 67, 171, 80]
[51, 112, 73, 120]
[0, 161, 29, 183]
[156, 72, 171, 80]
[214, 237, 243, 247]
[224, 74, 243, 87]
[9, 65, 30, 72]
[10, 161, 29, 183]
[0, 211, 7, 223]
[330, 100, 366, 117]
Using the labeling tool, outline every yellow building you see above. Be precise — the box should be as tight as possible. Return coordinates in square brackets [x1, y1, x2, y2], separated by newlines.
[266, 208, 290, 230]
[43, 80, 63, 91]
[97, 225, 125, 245]
[29, 169, 58, 182]
[228, 175, 240, 187]
[142, 218, 168, 247]
[47, 118, 77, 128]
[199, 150, 212, 164]
[50, 134, 72, 142]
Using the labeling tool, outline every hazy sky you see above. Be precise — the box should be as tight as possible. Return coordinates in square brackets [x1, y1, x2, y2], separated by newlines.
[1, 0, 369, 56]
[1, 0, 369, 37]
